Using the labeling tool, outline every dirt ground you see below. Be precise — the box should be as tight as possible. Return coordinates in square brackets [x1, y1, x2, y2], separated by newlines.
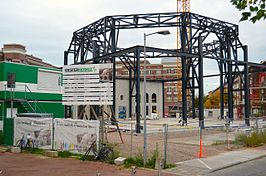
[107, 128, 237, 163]
[0, 152, 175, 176]
[0, 127, 242, 176]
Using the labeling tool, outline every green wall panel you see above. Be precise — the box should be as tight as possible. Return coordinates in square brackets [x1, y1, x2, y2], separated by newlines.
[0, 62, 38, 83]
[0, 63, 4, 81]
[0, 91, 62, 101]
[38, 102, 64, 118]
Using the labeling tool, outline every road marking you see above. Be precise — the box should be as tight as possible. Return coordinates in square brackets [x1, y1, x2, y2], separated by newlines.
[197, 159, 212, 170]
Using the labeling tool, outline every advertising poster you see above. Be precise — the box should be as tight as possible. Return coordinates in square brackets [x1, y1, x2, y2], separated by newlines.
[14, 117, 53, 149]
[63, 63, 113, 105]
[54, 118, 99, 153]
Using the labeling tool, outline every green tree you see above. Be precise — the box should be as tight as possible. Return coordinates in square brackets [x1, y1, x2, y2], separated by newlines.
[231, 0, 266, 23]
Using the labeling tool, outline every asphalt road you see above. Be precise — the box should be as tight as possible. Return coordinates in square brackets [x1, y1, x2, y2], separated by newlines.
[206, 156, 266, 176]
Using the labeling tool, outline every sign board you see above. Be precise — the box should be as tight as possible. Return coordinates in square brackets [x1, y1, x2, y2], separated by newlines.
[14, 117, 53, 149]
[63, 64, 113, 105]
[118, 106, 126, 119]
[54, 119, 99, 153]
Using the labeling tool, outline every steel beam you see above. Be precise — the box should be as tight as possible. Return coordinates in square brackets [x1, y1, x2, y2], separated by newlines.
[181, 14, 187, 124]
[244, 45, 250, 126]
[198, 36, 204, 127]
[227, 40, 234, 121]
[135, 49, 141, 133]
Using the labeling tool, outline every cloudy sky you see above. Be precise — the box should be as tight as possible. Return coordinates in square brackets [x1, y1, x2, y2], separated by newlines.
[1, 0, 265, 92]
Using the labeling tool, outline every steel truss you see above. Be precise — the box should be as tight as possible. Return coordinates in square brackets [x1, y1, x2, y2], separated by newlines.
[65, 12, 252, 132]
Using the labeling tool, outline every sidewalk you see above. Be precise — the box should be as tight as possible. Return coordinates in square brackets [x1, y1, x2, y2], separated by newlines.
[165, 147, 266, 176]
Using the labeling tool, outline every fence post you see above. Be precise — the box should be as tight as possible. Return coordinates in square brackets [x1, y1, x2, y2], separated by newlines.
[255, 116, 259, 133]
[225, 118, 230, 150]
[130, 122, 133, 157]
[163, 124, 168, 168]
[199, 120, 203, 158]
[52, 117, 55, 150]
[100, 116, 104, 148]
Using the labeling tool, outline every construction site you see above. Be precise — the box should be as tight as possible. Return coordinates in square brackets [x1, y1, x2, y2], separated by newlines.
[1, 0, 266, 176]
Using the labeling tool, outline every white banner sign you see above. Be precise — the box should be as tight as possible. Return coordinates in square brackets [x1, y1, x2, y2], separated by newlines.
[14, 117, 53, 149]
[63, 64, 113, 105]
[54, 119, 99, 153]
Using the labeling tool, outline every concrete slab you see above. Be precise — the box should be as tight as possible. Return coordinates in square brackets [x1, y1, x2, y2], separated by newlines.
[45, 150, 58, 157]
[175, 148, 266, 173]
[114, 157, 126, 165]
[11, 147, 21, 153]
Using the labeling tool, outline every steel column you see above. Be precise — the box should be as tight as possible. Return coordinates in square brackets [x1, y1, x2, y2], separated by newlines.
[111, 19, 116, 116]
[244, 45, 250, 126]
[191, 66, 196, 119]
[129, 69, 132, 119]
[181, 14, 187, 123]
[219, 61, 224, 119]
[227, 41, 234, 121]
[198, 36, 204, 128]
[135, 49, 141, 133]
[64, 51, 68, 66]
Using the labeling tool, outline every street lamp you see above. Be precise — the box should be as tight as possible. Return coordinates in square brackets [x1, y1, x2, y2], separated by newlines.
[143, 29, 170, 165]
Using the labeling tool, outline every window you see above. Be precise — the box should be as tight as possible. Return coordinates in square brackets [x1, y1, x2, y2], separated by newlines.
[208, 111, 213, 117]
[120, 95, 124, 100]
[152, 106, 157, 113]
[146, 106, 149, 116]
[146, 93, 149, 103]
[152, 93, 157, 103]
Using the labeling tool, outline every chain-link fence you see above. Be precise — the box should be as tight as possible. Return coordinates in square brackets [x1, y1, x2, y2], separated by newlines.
[105, 117, 266, 166]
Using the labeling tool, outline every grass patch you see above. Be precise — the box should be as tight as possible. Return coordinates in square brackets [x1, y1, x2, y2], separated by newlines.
[105, 148, 120, 164]
[58, 151, 83, 159]
[22, 148, 45, 155]
[212, 140, 226, 145]
[164, 163, 176, 169]
[124, 148, 160, 169]
[235, 130, 266, 147]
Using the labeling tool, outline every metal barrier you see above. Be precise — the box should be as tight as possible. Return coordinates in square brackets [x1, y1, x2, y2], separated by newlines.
[104, 117, 266, 165]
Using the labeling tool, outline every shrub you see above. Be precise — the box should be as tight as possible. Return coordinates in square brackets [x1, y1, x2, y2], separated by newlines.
[146, 147, 159, 169]
[124, 148, 159, 169]
[105, 148, 120, 164]
[235, 130, 266, 147]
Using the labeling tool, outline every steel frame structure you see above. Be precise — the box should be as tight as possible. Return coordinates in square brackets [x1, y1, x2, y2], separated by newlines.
[65, 12, 252, 132]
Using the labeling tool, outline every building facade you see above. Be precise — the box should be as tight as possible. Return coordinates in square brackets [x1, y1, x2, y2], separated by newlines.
[115, 79, 163, 119]
[249, 61, 266, 117]
[0, 44, 64, 145]
[116, 58, 182, 118]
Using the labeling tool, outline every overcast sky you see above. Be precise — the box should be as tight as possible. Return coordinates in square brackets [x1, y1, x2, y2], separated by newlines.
[1, 0, 265, 92]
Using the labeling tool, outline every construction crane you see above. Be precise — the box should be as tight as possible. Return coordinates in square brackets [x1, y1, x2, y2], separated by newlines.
[176, 0, 190, 109]
[177, 0, 190, 49]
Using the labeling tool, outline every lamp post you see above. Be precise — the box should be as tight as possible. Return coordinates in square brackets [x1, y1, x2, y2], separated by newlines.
[143, 30, 170, 165]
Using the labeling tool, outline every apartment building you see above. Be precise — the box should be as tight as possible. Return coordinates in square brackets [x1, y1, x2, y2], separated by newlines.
[116, 58, 182, 117]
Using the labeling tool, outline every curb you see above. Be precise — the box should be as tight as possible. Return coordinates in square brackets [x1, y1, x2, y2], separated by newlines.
[208, 154, 266, 173]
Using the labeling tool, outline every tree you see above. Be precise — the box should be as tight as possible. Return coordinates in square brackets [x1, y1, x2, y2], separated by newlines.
[231, 0, 266, 23]
[204, 90, 228, 109]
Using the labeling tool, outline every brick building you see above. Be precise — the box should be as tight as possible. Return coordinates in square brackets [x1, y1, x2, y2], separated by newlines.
[116, 58, 182, 117]
[0, 44, 57, 68]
